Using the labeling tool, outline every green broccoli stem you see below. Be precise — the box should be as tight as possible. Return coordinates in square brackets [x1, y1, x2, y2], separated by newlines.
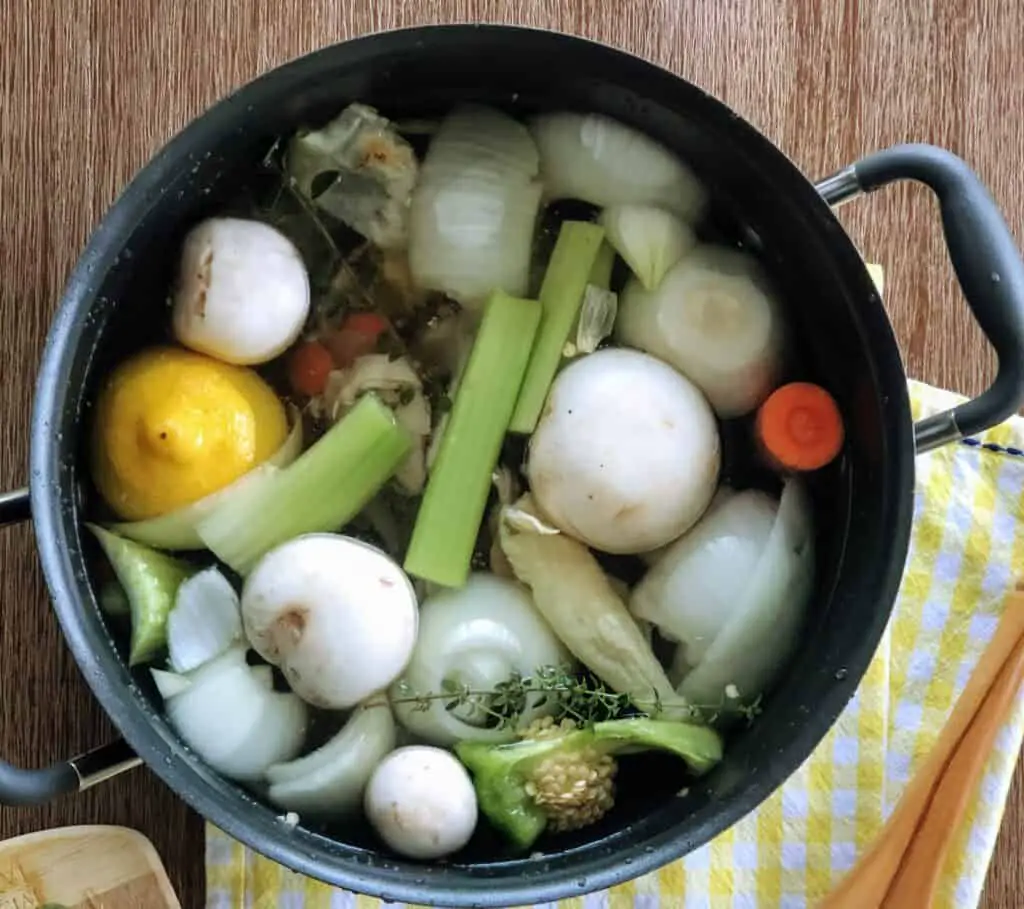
[508, 221, 606, 433]
[456, 730, 593, 849]
[404, 290, 542, 588]
[592, 718, 723, 774]
[456, 718, 724, 851]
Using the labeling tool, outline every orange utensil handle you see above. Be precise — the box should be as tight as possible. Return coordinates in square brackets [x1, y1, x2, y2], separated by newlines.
[881, 635, 1024, 907]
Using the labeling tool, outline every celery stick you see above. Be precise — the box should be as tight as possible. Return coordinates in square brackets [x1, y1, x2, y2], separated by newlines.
[196, 394, 412, 575]
[404, 290, 541, 588]
[509, 221, 605, 433]
[588, 240, 616, 290]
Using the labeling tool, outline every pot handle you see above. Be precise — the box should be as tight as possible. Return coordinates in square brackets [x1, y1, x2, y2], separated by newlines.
[0, 487, 142, 806]
[816, 143, 1024, 453]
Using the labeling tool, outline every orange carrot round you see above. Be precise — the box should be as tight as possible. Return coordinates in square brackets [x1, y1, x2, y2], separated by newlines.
[756, 382, 844, 471]
[288, 340, 334, 397]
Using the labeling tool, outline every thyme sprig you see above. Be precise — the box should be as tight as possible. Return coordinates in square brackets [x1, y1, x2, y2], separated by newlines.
[390, 664, 763, 729]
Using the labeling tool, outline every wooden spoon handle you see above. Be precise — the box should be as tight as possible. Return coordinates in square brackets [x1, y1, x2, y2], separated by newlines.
[880, 634, 1024, 907]
[819, 589, 1024, 909]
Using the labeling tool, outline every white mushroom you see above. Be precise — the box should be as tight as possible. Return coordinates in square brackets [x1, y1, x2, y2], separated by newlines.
[172, 217, 310, 365]
[527, 348, 721, 554]
[241, 534, 418, 709]
[364, 745, 478, 859]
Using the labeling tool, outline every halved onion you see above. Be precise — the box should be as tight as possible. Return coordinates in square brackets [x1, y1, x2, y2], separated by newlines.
[163, 645, 307, 782]
[630, 480, 814, 711]
[615, 245, 784, 418]
[631, 488, 777, 670]
[408, 105, 543, 311]
[266, 697, 396, 816]
[389, 574, 572, 746]
[675, 479, 814, 708]
[108, 405, 303, 551]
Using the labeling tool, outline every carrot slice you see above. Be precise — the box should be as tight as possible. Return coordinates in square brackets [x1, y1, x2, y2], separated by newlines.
[756, 382, 844, 471]
[288, 340, 334, 397]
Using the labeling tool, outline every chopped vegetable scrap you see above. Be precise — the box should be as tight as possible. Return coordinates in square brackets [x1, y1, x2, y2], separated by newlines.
[510, 220, 606, 433]
[287, 103, 419, 249]
[196, 393, 411, 575]
[288, 340, 334, 396]
[267, 696, 396, 816]
[87, 525, 194, 666]
[498, 495, 692, 719]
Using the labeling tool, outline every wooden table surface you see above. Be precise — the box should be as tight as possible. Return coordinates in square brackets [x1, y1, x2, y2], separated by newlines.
[2, 1, 1023, 906]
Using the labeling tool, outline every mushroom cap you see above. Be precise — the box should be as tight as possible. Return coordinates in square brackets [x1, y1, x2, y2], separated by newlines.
[527, 348, 721, 554]
[172, 217, 310, 366]
[364, 745, 478, 859]
[241, 534, 418, 709]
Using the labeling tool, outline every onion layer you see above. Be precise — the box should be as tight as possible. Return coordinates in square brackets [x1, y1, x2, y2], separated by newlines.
[599, 204, 696, 290]
[163, 645, 307, 782]
[530, 112, 706, 220]
[676, 479, 814, 708]
[630, 488, 778, 672]
[408, 105, 542, 311]
[266, 697, 396, 816]
[631, 480, 814, 711]
[167, 567, 243, 673]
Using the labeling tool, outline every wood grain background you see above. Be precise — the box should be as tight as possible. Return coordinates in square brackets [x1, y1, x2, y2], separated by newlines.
[1, 0, 1022, 906]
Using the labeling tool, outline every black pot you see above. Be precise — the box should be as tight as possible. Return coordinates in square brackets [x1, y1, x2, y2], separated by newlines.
[3, 24, 1023, 907]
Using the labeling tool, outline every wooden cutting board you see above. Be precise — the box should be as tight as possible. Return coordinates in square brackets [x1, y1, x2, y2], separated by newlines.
[0, 826, 181, 908]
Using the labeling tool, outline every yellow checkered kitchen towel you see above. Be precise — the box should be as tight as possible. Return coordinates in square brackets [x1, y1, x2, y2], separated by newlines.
[205, 377, 1024, 908]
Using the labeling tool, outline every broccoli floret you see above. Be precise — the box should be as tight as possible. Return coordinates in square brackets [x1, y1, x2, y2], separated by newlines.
[455, 716, 723, 850]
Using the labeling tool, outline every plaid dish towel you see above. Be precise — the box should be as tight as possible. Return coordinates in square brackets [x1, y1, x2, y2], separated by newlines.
[205, 267, 1024, 907]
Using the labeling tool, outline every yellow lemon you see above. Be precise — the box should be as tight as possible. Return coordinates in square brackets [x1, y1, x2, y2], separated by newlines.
[91, 346, 288, 521]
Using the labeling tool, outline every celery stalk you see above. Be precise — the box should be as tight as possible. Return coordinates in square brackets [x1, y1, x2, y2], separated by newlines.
[196, 394, 411, 575]
[588, 240, 616, 290]
[509, 221, 605, 433]
[404, 290, 541, 588]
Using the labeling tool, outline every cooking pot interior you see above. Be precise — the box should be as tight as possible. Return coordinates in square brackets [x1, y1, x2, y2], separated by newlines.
[45, 26, 913, 894]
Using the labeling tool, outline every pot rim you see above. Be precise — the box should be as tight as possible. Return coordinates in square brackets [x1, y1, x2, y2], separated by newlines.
[28, 22, 914, 906]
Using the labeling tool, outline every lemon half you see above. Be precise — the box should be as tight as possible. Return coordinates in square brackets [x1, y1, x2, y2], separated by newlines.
[91, 346, 288, 521]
